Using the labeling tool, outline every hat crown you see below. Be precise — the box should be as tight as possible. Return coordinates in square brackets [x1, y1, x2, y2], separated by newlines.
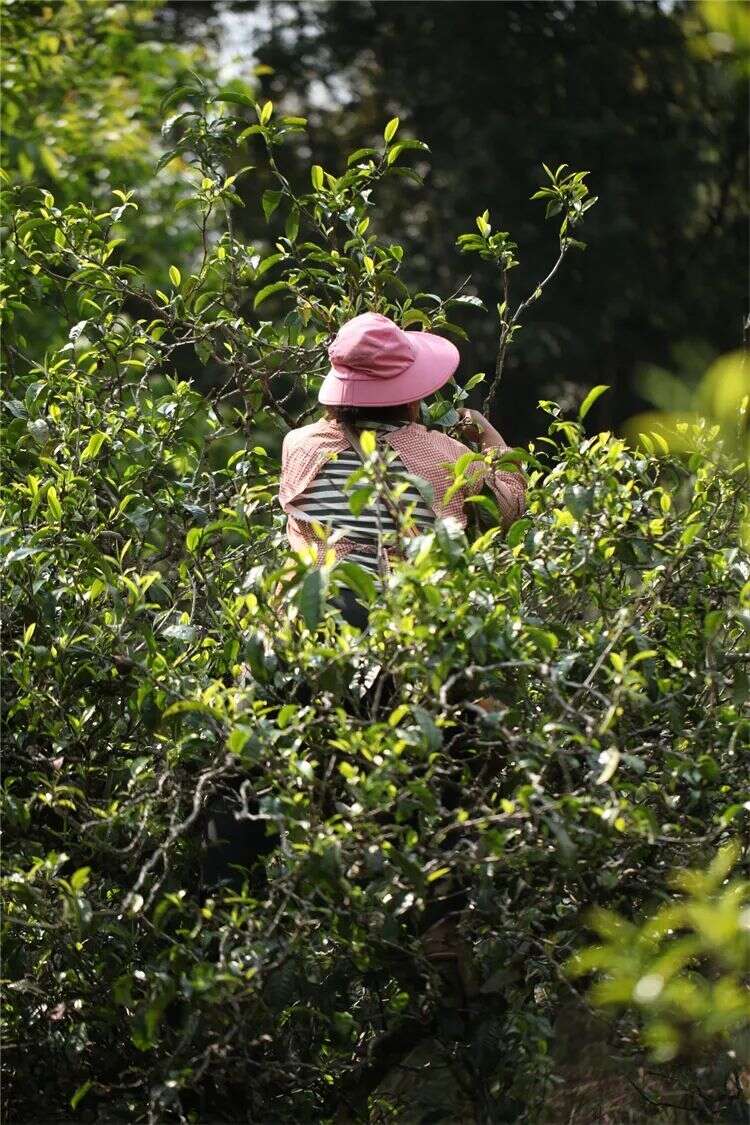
[328, 313, 416, 381]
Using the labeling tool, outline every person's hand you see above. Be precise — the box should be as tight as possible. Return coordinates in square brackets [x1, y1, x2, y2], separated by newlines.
[454, 409, 494, 443]
[457, 407, 508, 450]
[457, 407, 489, 444]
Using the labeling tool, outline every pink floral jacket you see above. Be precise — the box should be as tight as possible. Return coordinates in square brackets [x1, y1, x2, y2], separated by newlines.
[278, 417, 526, 565]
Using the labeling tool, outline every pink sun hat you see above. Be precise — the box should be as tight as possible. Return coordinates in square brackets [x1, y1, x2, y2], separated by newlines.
[318, 312, 460, 407]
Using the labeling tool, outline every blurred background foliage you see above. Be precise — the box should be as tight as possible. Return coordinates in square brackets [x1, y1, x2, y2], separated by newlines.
[568, 841, 750, 1065]
[1, 0, 209, 272]
[2, 0, 747, 439]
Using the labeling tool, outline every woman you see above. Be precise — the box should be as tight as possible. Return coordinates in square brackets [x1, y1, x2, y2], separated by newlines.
[202, 313, 525, 895]
[278, 312, 526, 624]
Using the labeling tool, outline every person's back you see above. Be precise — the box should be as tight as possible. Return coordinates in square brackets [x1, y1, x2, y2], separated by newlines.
[278, 312, 526, 618]
[292, 416, 433, 571]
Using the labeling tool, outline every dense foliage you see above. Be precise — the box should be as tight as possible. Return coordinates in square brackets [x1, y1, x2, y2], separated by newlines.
[2, 5, 749, 1123]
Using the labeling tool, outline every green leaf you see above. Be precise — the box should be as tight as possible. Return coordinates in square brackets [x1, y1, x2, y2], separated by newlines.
[254, 281, 289, 309]
[389, 138, 429, 153]
[213, 87, 254, 107]
[336, 561, 377, 605]
[285, 206, 300, 243]
[194, 337, 213, 365]
[131, 988, 171, 1051]
[596, 749, 621, 785]
[227, 726, 250, 754]
[403, 308, 431, 328]
[463, 371, 486, 391]
[154, 148, 178, 173]
[384, 117, 400, 143]
[194, 290, 219, 314]
[311, 165, 324, 191]
[578, 384, 610, 420]
[389, 704, 409, 727]
[277, 704, 298, 729]
[81, 432, 107, 462]
[359, 430, 376, 456]
[704, 610, 725, 639]
[70, 866, 91, 892]
[46, 486, 62, 521]
[4, 547, 43, 566]
[650, 431, 670, 455]
[427, 866, 450, 883]
[186, 527, 203, 552]
[452, 295, 485, 310]
[262, 190, 282, 221]
[388, 166, 424, 187]
[237, 124, 264, 143]
[163, 698, 222, 720]
[348, 486, 374, 517]
[347, 147, 378, 165]
[160, 84, 196, 113]
[87, 578, 106, 602]
[465, 493, 500, 523]
[168, 265, 181, 288]
[162, 623, 197, 642]
[412, 705, 442, 750]
[70, 1081, 93, 1111]
[506, 517, 531, 548]
[402, 473, 434, 508]
[255, 252, 284, 279]
[681, 521, 704, 545]
[299, 568, 323, 630]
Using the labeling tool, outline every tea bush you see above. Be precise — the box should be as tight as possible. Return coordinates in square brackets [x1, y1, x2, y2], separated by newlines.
[2, 73, 749, 1125]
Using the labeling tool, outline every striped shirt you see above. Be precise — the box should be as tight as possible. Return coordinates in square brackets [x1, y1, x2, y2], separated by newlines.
[295, 423, 434, 570]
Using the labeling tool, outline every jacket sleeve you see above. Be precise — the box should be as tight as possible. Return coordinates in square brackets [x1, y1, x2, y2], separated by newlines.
[278, 428, 310, 510]
[278, 432, 291, 506]
[483, 462, 527, 528]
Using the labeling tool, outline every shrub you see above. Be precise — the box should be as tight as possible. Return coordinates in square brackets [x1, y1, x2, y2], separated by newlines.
[2, 76, 748, 1124]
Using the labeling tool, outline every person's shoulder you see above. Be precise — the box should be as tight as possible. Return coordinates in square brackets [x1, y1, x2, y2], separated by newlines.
[282, 418, 331, 453]
[388, 423, 470, 456]
[409, 425, 473, 459]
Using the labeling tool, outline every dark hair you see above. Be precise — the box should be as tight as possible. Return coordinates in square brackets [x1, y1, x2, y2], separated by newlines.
[325, 403, 418, 426]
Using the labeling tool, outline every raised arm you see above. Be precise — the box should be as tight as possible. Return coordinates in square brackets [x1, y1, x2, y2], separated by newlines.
[457, 408, 527, 528]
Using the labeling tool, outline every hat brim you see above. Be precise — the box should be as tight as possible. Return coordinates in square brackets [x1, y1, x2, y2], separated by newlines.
[317, 330, 460, 407]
